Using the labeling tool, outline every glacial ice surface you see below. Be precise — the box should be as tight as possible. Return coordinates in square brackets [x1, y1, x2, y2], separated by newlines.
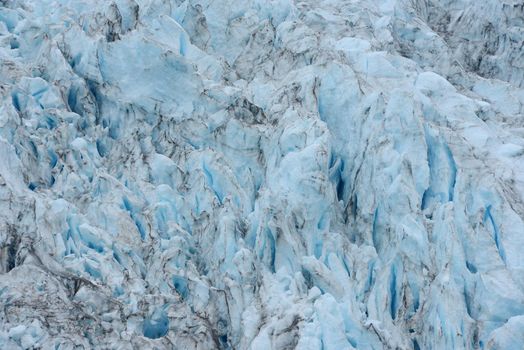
[0, 0, 524, 349]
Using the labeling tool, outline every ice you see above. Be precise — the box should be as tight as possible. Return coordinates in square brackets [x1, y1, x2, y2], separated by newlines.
[0, 0, 523, 348]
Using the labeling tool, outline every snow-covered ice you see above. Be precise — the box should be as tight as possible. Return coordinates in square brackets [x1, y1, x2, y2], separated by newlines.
[0, 0, 524, 349]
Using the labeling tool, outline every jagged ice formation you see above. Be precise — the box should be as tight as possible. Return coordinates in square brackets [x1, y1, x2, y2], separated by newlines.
[0, 0, 524, 349]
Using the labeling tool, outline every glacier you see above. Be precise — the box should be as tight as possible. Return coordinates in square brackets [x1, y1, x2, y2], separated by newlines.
[0, 0, 524, 349]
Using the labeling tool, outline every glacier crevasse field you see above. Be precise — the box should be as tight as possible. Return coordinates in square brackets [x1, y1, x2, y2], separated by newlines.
[1, 0, 524, 349]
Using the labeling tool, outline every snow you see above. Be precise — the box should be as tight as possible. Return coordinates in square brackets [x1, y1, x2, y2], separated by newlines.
[0, 0, 523, 349]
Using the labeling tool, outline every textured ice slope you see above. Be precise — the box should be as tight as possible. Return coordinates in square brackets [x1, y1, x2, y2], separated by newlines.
[1, 0, 524, 349]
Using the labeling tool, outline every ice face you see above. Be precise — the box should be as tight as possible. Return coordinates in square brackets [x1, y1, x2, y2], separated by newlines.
[0, 0, 523, 349]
